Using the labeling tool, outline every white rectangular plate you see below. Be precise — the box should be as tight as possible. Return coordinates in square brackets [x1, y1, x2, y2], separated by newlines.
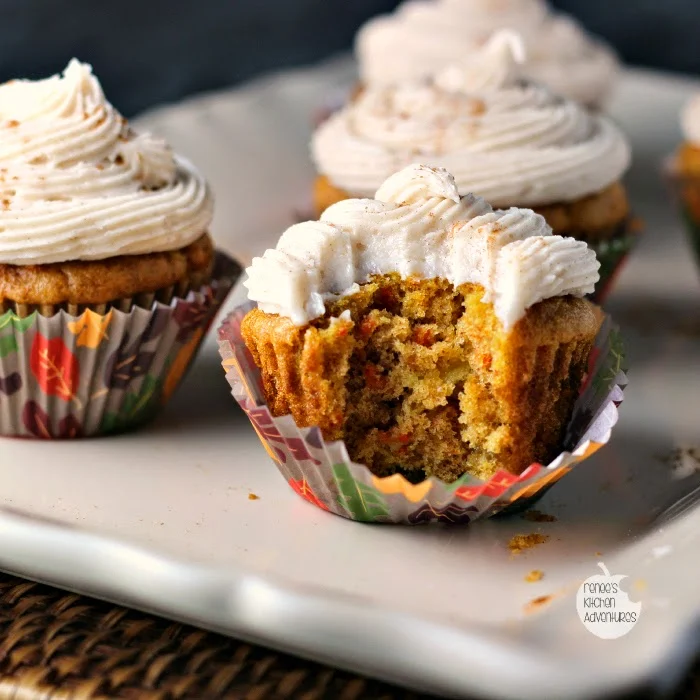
[1, 59, 699, 700]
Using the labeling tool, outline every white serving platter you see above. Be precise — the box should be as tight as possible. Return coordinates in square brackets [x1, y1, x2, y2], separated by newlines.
[1, 57, 700, 700]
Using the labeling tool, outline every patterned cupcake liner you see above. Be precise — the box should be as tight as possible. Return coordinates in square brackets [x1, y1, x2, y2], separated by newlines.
[0, 253, 240, 438]
[589, 226, 640, 304]
[218, 303, 627, 525]
[667, 170, 700, 268]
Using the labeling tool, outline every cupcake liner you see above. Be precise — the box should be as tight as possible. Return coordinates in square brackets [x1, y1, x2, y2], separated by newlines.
[667, 169, 700, 268]
[218, 302, 627, 525]
[589, 219, 641, 304]
[0, 252, 240, 438]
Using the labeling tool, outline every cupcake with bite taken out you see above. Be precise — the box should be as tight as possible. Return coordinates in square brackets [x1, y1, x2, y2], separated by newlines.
[312, 32, 634, 302]
[219, 165, 626, 524]
[0, 59, 238, 438]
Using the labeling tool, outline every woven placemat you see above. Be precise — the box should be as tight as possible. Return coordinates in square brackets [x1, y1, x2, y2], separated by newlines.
[0, 572, 694, 700]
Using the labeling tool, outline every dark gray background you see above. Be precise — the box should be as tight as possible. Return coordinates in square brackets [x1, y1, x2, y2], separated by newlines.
[2, 0, 698, 116]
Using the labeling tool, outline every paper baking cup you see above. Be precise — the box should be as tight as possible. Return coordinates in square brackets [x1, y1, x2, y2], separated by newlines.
[590, 227, 639, 304]
[218, 303, 627, 524]
[0, 253, 240, 438]
[668, 170, 700, 267]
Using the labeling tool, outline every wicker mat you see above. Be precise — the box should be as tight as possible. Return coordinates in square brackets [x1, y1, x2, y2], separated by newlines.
[0, 573, 695, 700]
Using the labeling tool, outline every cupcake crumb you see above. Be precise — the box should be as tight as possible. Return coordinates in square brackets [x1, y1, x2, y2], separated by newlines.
[525, 570, 544, 583]
[660, 446, 700, 479]
[524, 594, 553, 614]
[508, 533, 550, 554]
[522, 509, 557, 523]
[248, 493, 260, 501]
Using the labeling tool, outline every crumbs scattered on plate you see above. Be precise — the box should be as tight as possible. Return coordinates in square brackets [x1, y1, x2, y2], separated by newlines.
[524, 594, 553, 614]
[248, 493, 260, 501]
[525, 570, 544, 583]
[660, 446, 700, 479]
[522, 509, 557, 523]
[508, 534, 550, 554]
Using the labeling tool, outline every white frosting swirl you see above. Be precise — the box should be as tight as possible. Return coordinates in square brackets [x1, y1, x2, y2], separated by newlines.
[356, 0, 619, 107]
[246, 165, 599, 330]
[312, 33, 630, 209]
[682, 95, 700, 146]
[0, 59, 212, 265]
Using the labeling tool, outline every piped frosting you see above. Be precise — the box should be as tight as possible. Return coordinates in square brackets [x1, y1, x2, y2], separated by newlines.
[0, 59, 212, 265]
[245, 164, 599, 330]
[356, 0, 619, 107]
[312, 32, 630, 209]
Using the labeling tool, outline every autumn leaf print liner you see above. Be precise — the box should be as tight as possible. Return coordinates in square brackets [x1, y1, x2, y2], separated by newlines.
[219, 303, 627, 525]
[0, 253, 240, 439]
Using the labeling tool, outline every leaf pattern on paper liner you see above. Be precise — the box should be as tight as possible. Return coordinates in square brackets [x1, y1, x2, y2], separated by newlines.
[289, 478, 329, 511]
[30, 333, 80, 402]
[173, 297, 211, 342]
[161, 328, 204, 403]
[67, 309, 113, 349]
[332, 463, 390, 522]
[22, 401, 82, 439]
[101, 375, 163, 434]
[0, 335, 17, 359]
[246, 406, 322, 465]
[141, 306, 171, 343]
[0, 372, 22, 396]
[0, 311, 37, 334]
[104, 333, 155, 389]
[407, 503, 479, 525]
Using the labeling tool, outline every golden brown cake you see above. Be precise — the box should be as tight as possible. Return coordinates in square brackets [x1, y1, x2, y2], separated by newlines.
[0, 233, 214, 312]
[242, 164, 601, 483]
[243, 275, 598, 482]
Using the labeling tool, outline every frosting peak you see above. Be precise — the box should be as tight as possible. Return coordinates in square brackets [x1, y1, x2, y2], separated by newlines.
[0, 60, 212, 265]
[435, 30, 525, 93]
[312, 35, 630, 209]
[375, 163, 461, 204]
[245, 165, 599, 330]
[356, 0, 619, 107]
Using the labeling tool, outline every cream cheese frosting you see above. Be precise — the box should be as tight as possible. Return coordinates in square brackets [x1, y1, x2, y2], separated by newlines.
[0, 59, 212, 265]
[356, 0, 619, 107]
[313, 32, 630, 209]
[682, 95, 700, 146]
[245, 164, 599, 330]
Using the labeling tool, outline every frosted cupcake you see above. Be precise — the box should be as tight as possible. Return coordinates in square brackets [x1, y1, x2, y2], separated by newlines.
[356, 0, 619, 109]
[312, 33, 634, 301]
[220, 165, 626, 523]
[670, 95, 700, 266]
[0, 60, 238, 438]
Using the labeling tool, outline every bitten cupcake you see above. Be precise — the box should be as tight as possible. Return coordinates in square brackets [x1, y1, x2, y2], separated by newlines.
[312, 33, 634, 302]
[669, 94, 700, 266]
[0, 60, 238, 438]
[356, 0, 618, 109]
[219, 165, 626, 523]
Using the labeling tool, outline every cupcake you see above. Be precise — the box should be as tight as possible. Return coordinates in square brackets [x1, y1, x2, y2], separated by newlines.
[670, 95, 700, 266]
[356, 0, 619, 109]
[220, 165, 626, 524]
[312, 32, 634, 302]
[0, 60, 238, 438]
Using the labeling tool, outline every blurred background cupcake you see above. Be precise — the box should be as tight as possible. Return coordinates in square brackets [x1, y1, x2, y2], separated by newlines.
[0, 60, 238, 438]
[669, 94, 700, 268]
[356, 0, 619, 110]
[312, 32, 634, 302]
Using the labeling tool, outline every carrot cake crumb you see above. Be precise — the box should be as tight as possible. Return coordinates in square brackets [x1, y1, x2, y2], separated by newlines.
[525, 570, 544, 583]
[508, 533, 550, 554]
[522, 509, 557, 523]
[524, 595, 553, 614]
[248, 493, 260, 501]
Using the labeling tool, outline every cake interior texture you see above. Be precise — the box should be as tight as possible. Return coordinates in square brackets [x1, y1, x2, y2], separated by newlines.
[242, 274, 599, 483]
